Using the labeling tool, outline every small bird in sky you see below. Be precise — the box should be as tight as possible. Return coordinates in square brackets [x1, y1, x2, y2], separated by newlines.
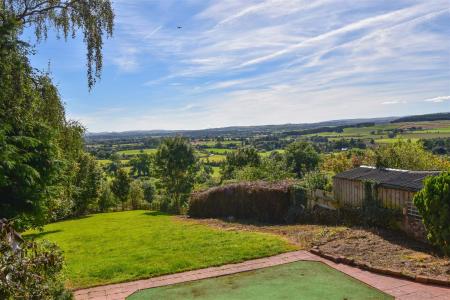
[177, 26, 182, 29]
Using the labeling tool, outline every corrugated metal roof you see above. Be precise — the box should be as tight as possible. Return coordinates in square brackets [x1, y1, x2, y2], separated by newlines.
[334, 166, 440, 191]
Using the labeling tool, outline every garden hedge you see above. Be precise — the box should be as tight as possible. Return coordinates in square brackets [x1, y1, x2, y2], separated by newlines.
[188, 181, 296, 223]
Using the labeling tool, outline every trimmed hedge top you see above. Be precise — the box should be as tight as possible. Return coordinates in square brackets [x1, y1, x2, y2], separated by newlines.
[188, 181, 298, 223]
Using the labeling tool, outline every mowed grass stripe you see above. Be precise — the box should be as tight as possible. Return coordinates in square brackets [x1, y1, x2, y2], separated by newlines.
[24, 211, 296, 289]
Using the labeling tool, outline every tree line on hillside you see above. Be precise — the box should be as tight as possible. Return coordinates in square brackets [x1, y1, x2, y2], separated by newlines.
[217, 139, 450, 190]
[391, 112, 450, 123]
[422, 138, 450, 155]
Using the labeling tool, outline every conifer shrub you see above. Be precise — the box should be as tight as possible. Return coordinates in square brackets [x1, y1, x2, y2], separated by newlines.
[414, 172, 450, 255]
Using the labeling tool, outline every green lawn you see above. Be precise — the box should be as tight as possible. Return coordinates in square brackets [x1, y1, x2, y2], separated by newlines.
[24, 211, 295, 289]
[128, 261, 392, 300]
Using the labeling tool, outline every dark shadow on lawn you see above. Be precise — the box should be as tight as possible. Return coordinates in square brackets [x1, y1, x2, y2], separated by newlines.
[24, 229, 63, 240]
[185, 216, 283, 227]
[143, 211, 171, 217]
[53, 214, 93, 223]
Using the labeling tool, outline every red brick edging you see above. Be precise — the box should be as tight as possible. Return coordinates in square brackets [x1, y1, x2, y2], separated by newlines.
[74, 250, 450, 300]
[310, 247, 450, 287]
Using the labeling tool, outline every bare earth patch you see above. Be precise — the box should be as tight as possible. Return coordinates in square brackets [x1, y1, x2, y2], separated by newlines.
[317, 228, 450, 281]
[181, 217, 450, 281]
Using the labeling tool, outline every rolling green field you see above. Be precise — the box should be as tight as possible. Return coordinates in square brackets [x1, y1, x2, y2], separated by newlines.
[200, 154, 227, 163]
[259, 149, 285, 157]
[117, 148, 158, 155]
[306, 121, 450, 144]
[211, 166, 221, 179]
[24, 211, 295, 289]
[129, 261, 392, 300]
[194, 140, 242, 147]
[97, 159, 129, 166]
[207, 148, 236, 154]
[93, 120, 450, 171]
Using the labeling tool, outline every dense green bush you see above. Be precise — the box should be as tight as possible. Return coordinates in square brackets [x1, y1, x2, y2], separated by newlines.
[142, 180, 156, 204]
[374, 140, 450, 171]
[188, 181, 293, 223]
[98, 181, 117, 212]
[233, 157, 294, 182]
[220, 147, 261, 180]
[285, 141, 320, 178]
[129, 180, 144, 210]
[111, 168, 132, 210]
[303, 171, 332, 191]
[1, 0, 114, 230]
[0, 220, 72, 299]
[414, 172, 450, 255]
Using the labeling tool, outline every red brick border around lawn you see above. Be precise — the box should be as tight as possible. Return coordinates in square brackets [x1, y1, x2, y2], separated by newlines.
[74, 251, 450, 300]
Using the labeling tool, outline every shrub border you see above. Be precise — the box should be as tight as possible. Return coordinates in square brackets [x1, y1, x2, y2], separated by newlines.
[310, 247, 450, 287]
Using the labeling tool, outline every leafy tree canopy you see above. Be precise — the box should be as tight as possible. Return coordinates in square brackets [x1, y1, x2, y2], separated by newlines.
[1, 0, 114, 88]
[373, 140, 450, 171]
[221, 147, 261, 180]
[285, 141, 320, 178]
[111, 168, 131, 210]
[0, 32, 87, 229]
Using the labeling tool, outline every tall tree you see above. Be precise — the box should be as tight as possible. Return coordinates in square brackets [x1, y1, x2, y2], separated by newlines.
[0, 37, 70, 229]
[220, 147, 261, 180]
[129, 180, 144, 210]
[1, 0, 115, 228]
[285, 141, 320, 178]
[72, 153, 102, 216]
[111, 168, 131, 211]
[106, 153, 121, 175]
[154, 137, 198, 213]
[130, 153, 152, 177]
[98, 180, 116, 212]
[142, 180, 156, 205]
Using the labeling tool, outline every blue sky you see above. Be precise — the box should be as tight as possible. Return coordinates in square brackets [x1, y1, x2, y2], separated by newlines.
[24, 0, 450, 132]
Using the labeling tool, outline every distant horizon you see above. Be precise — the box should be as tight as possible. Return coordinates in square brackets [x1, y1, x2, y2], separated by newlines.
[86, 112, 450, 134]
[86, 114, 397, 134]
[24, 1, 450, 132]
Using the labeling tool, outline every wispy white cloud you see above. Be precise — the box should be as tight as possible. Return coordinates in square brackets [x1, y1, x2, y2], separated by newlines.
[111, 46, 140, 72]
[382, 100, 407, 105]
[86, 0, 450, 131]
[424, 95, 450, 103]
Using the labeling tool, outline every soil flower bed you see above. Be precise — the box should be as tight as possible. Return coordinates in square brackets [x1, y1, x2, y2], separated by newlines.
[185, 217, 450, 282]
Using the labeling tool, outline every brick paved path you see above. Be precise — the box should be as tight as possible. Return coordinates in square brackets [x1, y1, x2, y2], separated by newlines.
[74, 250, 450, 300]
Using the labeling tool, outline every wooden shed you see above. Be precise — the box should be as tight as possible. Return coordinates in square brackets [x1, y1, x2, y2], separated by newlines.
[333, 166, 440, 215]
